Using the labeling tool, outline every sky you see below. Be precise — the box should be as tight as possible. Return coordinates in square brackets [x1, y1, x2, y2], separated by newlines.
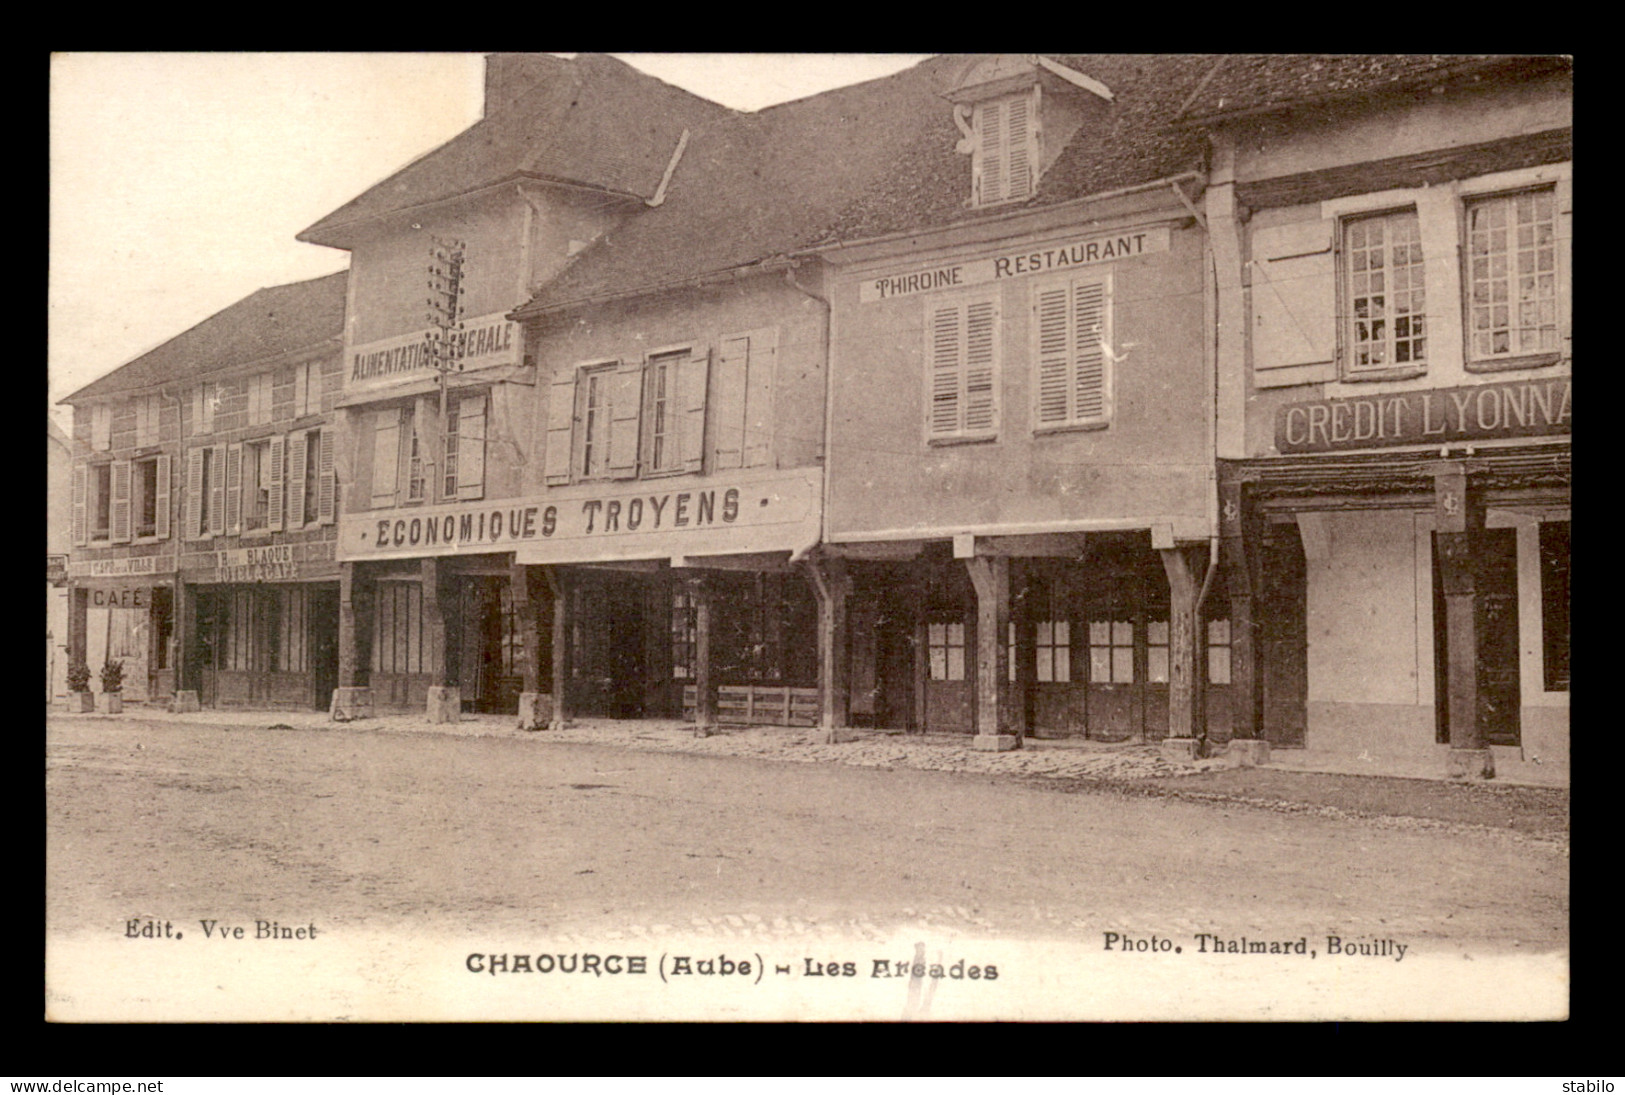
[48, 52, 932, 429]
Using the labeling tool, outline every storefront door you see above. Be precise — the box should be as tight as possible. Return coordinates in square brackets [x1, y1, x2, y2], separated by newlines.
[1433, 527, 1521, 746]
[1259, 526, 1308, 747]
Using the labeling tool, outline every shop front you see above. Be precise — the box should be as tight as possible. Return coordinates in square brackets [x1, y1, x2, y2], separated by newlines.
[66, 554, 178, 705]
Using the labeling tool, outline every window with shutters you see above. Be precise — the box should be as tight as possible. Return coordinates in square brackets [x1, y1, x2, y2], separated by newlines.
[447, 393, 486, 500]
[132, 455, 169, 540]
[243, 440, 273, 531]
[925, 295, 999, 443]
[576, 364, 619, 481]
[643, 352, 685, 475]
[371, 409, 404, 508]
[1342, 210, 1427, 374]
[1466, 188, 1562, 368]
[973, 91, 1039, 207]
[1032, 273, 1112, 432]
[407, 420, 426, 502]
[90, 464, 112, 541]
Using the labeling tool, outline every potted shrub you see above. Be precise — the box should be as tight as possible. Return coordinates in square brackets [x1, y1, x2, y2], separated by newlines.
[66, 659, 95, 713]
[99, 659, 125, 714]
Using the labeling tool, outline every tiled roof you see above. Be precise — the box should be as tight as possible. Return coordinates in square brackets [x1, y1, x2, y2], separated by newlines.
[517, 54, 1215, 316]
[1175, 54, 1569, 123]
[62, 271, 348, 404]
[298, 53, 735, 245]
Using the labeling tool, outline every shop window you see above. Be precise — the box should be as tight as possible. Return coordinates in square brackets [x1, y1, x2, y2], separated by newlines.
[1089, 619, 1134, 684]
[1207, 619, 1232, 685]
[1539, 521, 1569, 691]
[926, 296, 999, 442]
[1343, 210, 1426, 374]
[973, 90, 1037, 207]
[275, 587, 307, 673]
[1146, 620, 1170, 684]
[221, 589, 259, 671]
[1033, 274, 1111, 431]
[570, 585, 609, 679]
[928, 621, 967, 681]
[371, 582, 425, 676]
[1466, 188, 1561, 365]
[671, 590, 697, 680]
[1037, 620, 1071, 683]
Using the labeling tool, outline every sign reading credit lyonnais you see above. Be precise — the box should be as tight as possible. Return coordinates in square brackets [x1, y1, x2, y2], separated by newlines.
[341, 469, 821, 563]
[860, 226, 1170, 303]
[1276, 376, 1571, 454]
[346, 311, 519, 390]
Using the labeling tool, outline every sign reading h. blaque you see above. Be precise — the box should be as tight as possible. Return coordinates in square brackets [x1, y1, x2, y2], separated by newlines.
[1276, 377, 1570, 454]
[346, 311, 519, 389]
[859, 226, 1170, 303]
[214, 545, 299, 582]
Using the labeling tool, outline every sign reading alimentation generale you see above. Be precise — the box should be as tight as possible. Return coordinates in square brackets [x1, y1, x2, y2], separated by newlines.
[859, 226, 1171, 303]
[1276, 376, 1570, 454]
[345, 311, 519, 390]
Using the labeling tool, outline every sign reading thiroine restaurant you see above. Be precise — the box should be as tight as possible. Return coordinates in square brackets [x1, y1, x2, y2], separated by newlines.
[1276, 376, 1571, 454]
[859, 226, 1171, 303]
[341, 467, 822, 565]
[346, 311, 519, 390]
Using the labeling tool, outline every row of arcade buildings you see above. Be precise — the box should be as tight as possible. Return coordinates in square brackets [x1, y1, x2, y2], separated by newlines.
[60, 53, 1570, 779]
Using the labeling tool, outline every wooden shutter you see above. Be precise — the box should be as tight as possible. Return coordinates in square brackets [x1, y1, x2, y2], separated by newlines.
[963, 301, 997, 434]
[607, 361, 643, 479]
[225, 442, 243, 534]
[246, 373, 265, 425]
[543, 371, 577, 486]
[978, 99, 1005, 205]
[293, 364, 310, 419]
[456, 393, 486, 500]
[267, 434, 286, 531]
[927, 299, 996, 439]
[679, 350, 710, 473]
[1035, 285, 1071, 428]
[287, 431, 308, 530]
[928, 301, 964, 438]
[371, 408, 401, 507]
[1252, 219, 1336, 371]
[154, 453, 171, 540]
[713, 338, 748, 471]
[208, 444, 226, 535]
[1006, 92, 1033, 201]
[742, 329, 776, 468]
[110, 459, 132, 543]
[317, 428, 336, 525]
[199, 384, 215, 434]
[190, 386, 203, 437]
[1072, 279, 1109, 423]
[185, 447, 204, 539]
[71, 465, 87, 546]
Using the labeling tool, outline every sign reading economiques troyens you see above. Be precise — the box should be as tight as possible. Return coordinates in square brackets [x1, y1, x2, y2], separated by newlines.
[340, 467, 823, 566]
[858, 226, 1171, 303]
[1275, 376, 1570, 454]
[345, 311, 519, 392]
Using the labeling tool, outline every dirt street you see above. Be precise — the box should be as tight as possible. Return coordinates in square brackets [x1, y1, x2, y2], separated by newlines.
[45, 715, 1568, 1021]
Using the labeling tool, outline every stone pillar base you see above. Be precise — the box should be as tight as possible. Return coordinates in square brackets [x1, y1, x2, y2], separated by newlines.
[972, 733, 1021, 752]
[426, 686, 461, 724]
[330, 687, 372, 722]
[1227, 739, 1272, 767]
[1161, 737, 1201, 760]
[517, 692, 552, 731]
[824, 727, 860, 744]
[170, 690, 201, 714]
[1447, 748, 1495, 780]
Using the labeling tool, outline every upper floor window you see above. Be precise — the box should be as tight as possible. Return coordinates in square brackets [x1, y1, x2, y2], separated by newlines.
[577, 364, 619, 481]
[1033, 273, 1112, 432]
[643, 352, 685, 475]
[446, 393, 486, 501]
[1467, 188, 1561, 365]
[90, 463, 112, 540]
[973, 91, 1038, 207]
[1343, 210, 1426, 374]
[91, 405, 112, 452]
[407, 419, 427, 502]
[925, 295, 999, 443]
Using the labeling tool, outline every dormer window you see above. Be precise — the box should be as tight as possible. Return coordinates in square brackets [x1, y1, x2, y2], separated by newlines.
[973, 90, 1039, 207]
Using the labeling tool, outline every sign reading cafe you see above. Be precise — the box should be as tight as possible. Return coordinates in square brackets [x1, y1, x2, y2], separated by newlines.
[1276, 377, 1570, 454]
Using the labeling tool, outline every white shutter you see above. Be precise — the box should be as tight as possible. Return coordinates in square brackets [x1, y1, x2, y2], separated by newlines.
[287, 431, 308, 529]
[1035, 285, 1070, 428]
[71, 465, 87, 546]
[110, 459, 132, 543]
[185, 448, 204, 539]
[292, 364, 310, 419]
[267, 434, 286, 531]
[1007, 92, 1033, 201]
[607, 362, 643, 480]
[928, 302, 963, 438]
[978, 99, 1005, 205]
[154, 453, 171, 540]
[371, 409, 401, 508]
[1252, 219, 1336, 370]
[208, 444, 226, 536]
[742, 329, 776, 468]
[317, 428, 336, 525]
[543, 371, 577, 485]
[963, 301, 997, 434]
[247, 373, 266, 425]
[456, 393, 486, 500]
[1073, 279, 1109, 423]
[225, 442, 243, 534]
[679, 350, 710, 473]
[713, 338, 748, 471]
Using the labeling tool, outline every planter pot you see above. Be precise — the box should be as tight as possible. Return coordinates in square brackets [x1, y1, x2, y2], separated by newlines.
[101, 692, 123, 714]
[67, 691, 95, 714]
